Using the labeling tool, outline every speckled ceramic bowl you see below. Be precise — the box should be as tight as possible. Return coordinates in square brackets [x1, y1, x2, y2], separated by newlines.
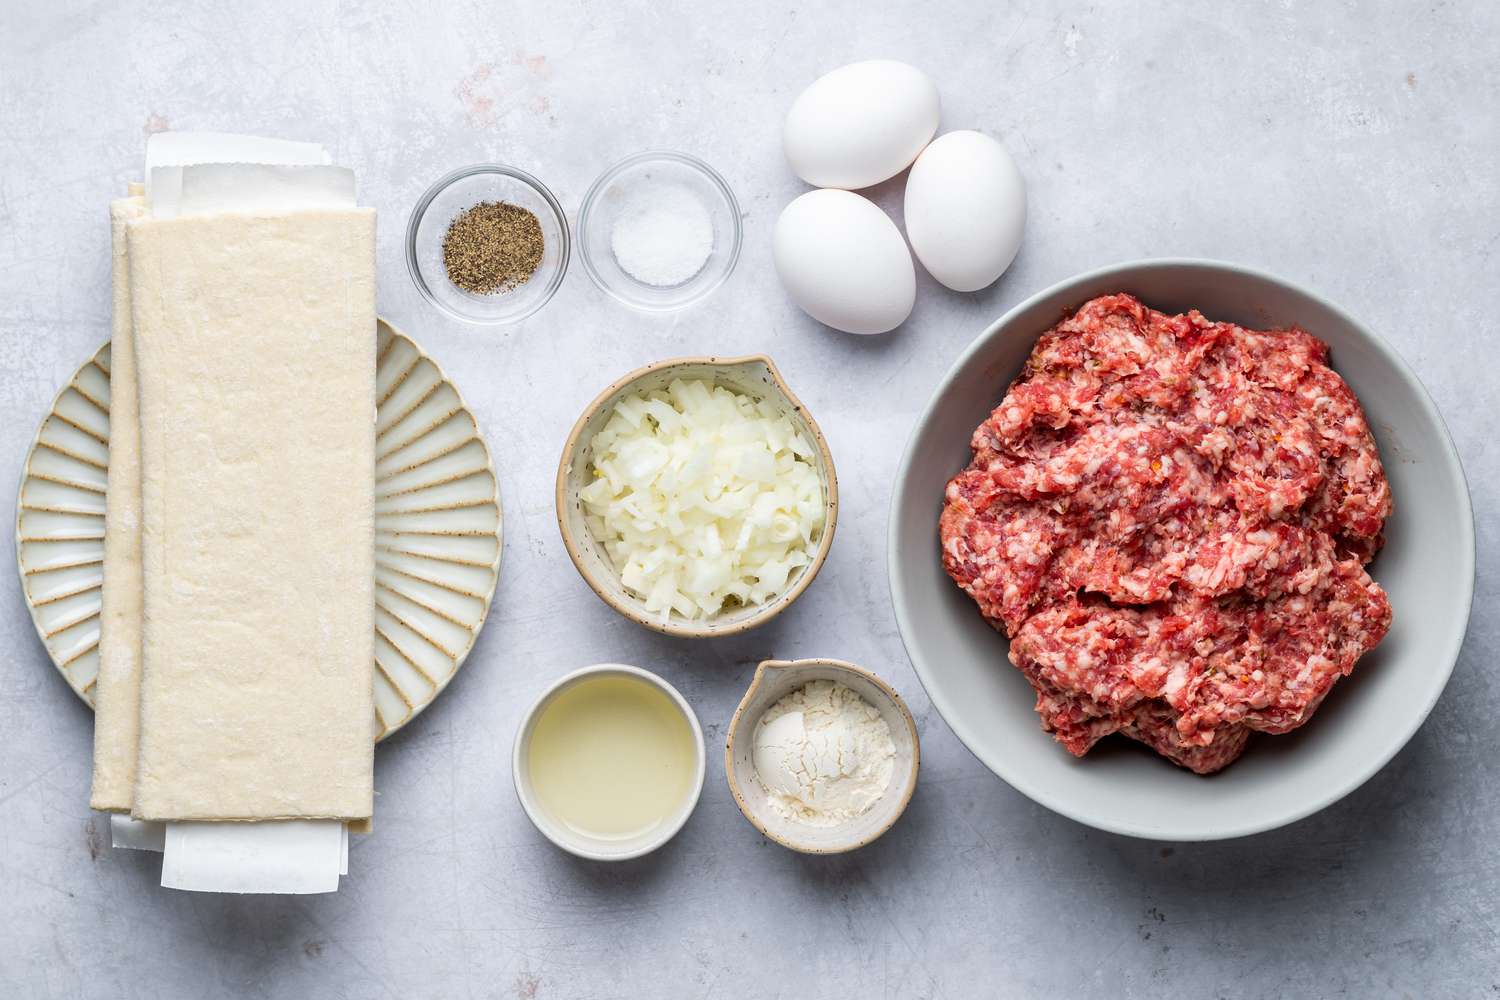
[555, 355, 837, 639]
[889, 258, 1474, 841]
[725, 658, 920, 854]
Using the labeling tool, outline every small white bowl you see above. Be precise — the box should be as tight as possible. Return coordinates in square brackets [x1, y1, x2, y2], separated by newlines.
[725, 658, 920, 854]
[513, 663, 706, 861]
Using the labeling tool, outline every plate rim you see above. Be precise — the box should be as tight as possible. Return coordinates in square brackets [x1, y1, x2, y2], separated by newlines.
[887, 256, 1476, 841]
[14, 340, 112, 706]
[371, 316, 503, 739]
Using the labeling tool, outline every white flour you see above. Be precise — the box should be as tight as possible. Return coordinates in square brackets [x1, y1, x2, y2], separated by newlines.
[609, 184, 714, 287]
[751, 680, 896, 826]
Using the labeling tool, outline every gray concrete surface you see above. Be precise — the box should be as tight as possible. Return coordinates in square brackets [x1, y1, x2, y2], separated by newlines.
[1, 1, 1496, 997]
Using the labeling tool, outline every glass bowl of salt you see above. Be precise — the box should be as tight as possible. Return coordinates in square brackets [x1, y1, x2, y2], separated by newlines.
[577, 150, 742, 312]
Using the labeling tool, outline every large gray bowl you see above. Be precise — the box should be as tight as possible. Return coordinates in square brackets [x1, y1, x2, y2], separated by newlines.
[889, 259, 1474, 840]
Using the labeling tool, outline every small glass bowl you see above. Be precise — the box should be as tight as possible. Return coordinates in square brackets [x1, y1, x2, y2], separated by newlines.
[406, 164, 570, 325]
[577, 151, 742, 312]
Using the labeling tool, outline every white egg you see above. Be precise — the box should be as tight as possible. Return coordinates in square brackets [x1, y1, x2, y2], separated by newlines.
[903, 130, 1027, 292]
[773, 189, 916, 335]
[783, 60, 940, 190]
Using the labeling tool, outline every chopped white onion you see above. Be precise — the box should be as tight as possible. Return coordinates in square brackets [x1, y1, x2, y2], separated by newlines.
[581, 378, 826, 623]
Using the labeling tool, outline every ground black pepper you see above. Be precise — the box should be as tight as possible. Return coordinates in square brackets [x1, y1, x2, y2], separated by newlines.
[442, 201, 545, 295]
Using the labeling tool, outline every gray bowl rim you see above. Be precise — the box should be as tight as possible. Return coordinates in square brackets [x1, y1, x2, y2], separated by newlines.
[888, 256, 1475, 841]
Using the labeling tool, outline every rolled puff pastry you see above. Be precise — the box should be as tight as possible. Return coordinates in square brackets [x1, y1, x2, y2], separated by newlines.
[126, 209, 376, 822]
[90, 194, 147, 812]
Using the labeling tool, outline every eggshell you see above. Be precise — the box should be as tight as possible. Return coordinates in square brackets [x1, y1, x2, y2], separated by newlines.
[783, 60, 940, 190]
[903, 130, 1027, 292]
[773, 189, 916, 335]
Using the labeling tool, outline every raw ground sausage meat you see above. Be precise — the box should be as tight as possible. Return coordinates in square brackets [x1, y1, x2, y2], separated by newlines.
[940, 294, 1393, 773]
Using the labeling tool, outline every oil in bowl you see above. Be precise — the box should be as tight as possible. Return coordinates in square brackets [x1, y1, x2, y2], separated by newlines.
[514, 665, 706, 860]
[529, 674, 695, 839]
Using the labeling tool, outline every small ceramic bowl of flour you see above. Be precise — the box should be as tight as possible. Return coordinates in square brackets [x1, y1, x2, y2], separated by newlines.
[725, 658, 920, 854]
[577, 150, 742, 312]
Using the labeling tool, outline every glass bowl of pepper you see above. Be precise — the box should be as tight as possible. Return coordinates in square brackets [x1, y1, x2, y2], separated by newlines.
[406, 163, 570, 325]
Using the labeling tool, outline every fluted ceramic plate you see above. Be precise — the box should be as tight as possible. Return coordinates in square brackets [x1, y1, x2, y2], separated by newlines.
[16, 319, 502, 741]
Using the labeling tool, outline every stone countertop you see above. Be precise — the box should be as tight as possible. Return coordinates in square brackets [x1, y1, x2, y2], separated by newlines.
[1, 2, 1496, 997]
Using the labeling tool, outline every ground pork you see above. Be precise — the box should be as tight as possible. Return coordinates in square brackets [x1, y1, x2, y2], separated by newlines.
[940, 293, 1392, 773]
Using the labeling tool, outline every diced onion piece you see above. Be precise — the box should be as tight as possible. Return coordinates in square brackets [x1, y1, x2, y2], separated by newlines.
[580, 378, 826, 621]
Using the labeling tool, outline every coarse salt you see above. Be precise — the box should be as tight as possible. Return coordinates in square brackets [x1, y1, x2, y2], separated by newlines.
[609, 184, 714, 287]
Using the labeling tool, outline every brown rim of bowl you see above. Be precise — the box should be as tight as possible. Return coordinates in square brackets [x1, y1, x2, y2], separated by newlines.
[723, 657, 921, 854]
[554, 355, 839, 639]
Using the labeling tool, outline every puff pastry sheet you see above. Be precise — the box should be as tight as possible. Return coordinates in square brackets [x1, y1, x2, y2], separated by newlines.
[89, 194, 147, 813]
[126, 209, 376, 822]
